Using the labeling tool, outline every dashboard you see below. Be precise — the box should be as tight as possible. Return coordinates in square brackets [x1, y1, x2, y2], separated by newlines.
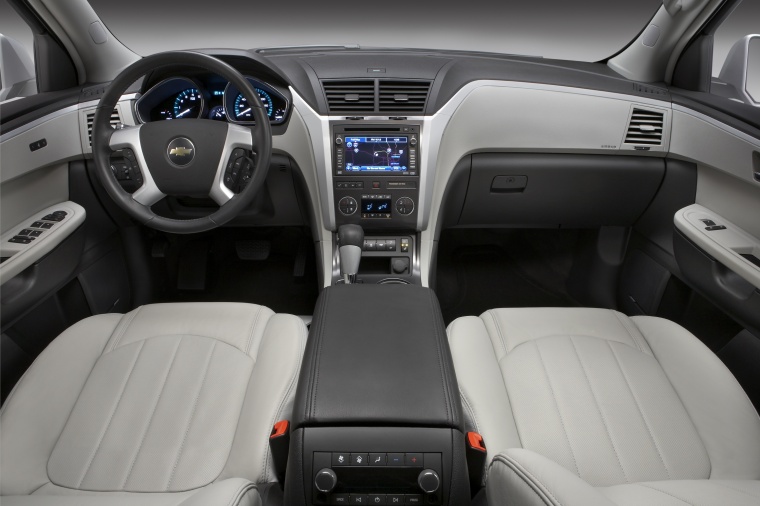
[135, 75, 289, 125]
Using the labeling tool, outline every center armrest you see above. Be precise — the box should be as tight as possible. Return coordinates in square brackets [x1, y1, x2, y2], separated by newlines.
[292, 284, 463, 430]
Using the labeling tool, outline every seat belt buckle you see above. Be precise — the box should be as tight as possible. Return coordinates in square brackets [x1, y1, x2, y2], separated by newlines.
[465, 431, 487, 495]
[269, 420, 290, 484]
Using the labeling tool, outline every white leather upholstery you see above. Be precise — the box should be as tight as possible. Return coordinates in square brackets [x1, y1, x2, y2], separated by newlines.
[448, 308, 760, 505]
[1, 303, 307, 505]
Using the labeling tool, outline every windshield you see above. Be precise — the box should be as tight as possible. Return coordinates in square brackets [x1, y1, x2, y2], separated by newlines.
[88, 0, 660, 62]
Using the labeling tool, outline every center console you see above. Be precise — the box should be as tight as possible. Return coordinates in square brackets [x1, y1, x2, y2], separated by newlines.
[332, 124, 421, 284]
[284, 284, 470, 506]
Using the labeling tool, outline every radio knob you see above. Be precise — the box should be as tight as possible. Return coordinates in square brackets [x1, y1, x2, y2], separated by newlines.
[410, 137, 418, 146]
[335, 137, 343, 145]
[315, 468, 338, 493]
[418, 469, 440, 494]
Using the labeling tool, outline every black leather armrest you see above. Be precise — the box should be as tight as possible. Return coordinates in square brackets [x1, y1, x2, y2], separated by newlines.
[292, 284, 463, 430]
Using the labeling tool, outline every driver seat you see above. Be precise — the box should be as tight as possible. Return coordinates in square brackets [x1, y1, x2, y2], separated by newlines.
[0, 302, 307, 506]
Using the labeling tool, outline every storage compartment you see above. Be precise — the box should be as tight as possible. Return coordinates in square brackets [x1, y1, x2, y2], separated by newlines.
[285, 284, 470, 506]
[454, 154, 664, 227]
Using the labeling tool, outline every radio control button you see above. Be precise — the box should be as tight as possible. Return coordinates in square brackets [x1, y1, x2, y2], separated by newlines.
[350, 494, 368, 505]
[332, 494, 350, 505]
[350, 453, 369, 466]
[387, 453, 404, 466]
[367, 494, 386, 504]
[417, 470, 440, 494]
[333, 452, 350, 466]
[336, 137, 343, 145]
[404, 495, 422, 505]
[405, 453, 423, 467]
[369, 453, 386, 465]
[387, 495, 404, 504]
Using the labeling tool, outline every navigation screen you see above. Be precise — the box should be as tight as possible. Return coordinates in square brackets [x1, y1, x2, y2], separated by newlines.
[344, 136, 408, 172]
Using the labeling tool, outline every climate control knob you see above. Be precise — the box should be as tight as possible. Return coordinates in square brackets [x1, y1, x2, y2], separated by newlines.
[418, 469, 440, 494]
[395, 197, 414, 215]
[338, 196, 357, 216]
[314, 468, 338, 493]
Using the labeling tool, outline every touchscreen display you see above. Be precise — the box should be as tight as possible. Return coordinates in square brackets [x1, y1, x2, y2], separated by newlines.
[344, 136, 408, 172]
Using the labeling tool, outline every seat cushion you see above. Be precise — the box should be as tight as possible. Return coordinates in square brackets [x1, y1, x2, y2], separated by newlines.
[448, 308, 760, 487]
[1, 478, 260, 506]
[1, 303, 307, 498]
[488, 448, 760, 506]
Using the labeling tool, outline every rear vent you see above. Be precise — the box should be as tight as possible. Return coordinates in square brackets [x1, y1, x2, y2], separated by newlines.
[87, 108, 122, 146]
[624, 108, 664, 145]
[378, 80, 431, 113]
[322, 79, 432, 114]
[323, 80, 376, 113]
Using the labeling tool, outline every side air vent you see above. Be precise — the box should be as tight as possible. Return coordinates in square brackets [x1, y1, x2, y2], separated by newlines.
[624, 108, 664, 145]
[378, 80, 431, 113]
[87, 108, 122, 146]
[323, 80, 375, 113]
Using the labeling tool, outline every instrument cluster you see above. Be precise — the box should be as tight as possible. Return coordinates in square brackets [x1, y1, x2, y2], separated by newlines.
[135, 76, 289, 125]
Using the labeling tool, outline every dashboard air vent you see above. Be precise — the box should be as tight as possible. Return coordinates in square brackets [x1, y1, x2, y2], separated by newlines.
[87, 108, 122, 146]
[624, 108, 664, 145]
[323, 80, 375, 113]
[378, 80, 431, 113]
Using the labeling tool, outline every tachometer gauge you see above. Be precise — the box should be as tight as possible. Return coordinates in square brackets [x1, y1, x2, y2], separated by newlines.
[173, 89, 203, 119]
[273, 107, 286, 122]
[234, 88, 273, 121]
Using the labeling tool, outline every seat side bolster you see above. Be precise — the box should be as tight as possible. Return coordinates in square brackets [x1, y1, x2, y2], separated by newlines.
[631, 316, 760, 479]
[220, 313, 308, 485]
[0, 314, 122, 495]
[447, 316, 521, 479]
[487, 448, 615, 506]
[177, 478, 261, 506]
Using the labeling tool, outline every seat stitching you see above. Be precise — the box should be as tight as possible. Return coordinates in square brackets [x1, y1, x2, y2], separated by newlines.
[569, 336, 629, 483]
[76, 339, 147, 488]
[166, 340, 218, 490]
[428, 289, 451, 425]
[459, 388, 480, 434]
[494, 454, 561, 506]
[121, 337, 183, 489]
[487, 310, 509, 358]
[710, 481, 760, 499]
[534, 340, 581, 478]
[245, 306, 263, 355]
[607, 341, 672, 479]
[636, 483, 694, 505]
[226, 482, 257, 506]
[611, 311, 647, 354]
[108, 307, 141, 352]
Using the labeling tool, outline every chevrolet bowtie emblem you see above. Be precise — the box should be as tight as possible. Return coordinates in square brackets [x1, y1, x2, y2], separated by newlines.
[169, 146, 193, 156]
[167, 137, 196, 166]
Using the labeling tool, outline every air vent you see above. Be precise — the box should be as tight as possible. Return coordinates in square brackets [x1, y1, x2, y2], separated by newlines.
[86, 108, 122, 146]
[624, 108, 664, 145]
[378, 80, 431, 113]
[323, 80, 375, 113]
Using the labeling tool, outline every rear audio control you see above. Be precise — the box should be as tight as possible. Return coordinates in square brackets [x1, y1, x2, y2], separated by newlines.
[418, 469, 440, 494]
[315, 468, 338, 493]
[338, 196, 358, 216]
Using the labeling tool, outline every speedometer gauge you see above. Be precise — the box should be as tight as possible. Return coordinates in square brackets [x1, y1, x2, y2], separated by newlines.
[233, 88, 273, 121]
[173, 89, 203, 119]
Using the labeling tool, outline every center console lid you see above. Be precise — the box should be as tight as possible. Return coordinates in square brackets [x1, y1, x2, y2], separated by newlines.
[293, 284, 463, 430]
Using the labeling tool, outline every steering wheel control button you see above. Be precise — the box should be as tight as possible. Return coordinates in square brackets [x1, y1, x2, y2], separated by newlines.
[339, 197, 358, 216]
[315, 468, 338, 493]
[350, 453, 369, 466]
[369, 453, 387, 466]
[166, 137, 195, 166]
[387, 453, 404, 466]
[333, 452, 350, 466]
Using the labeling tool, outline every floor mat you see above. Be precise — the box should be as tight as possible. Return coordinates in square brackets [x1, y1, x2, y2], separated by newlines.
[156, 227, 319, 316]
[436, 230, 578, 324]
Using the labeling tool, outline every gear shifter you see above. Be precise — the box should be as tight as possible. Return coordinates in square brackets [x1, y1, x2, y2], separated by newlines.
[338, 224, 364, 284]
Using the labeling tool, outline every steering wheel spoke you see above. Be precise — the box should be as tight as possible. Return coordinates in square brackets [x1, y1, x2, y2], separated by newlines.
[109, 125, 166, 207]
[209, 123, 256, 206]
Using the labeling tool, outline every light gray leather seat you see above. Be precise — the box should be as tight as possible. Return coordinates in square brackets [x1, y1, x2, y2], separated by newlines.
[448, 307, 760, 506]
[0, 302, 307, 506]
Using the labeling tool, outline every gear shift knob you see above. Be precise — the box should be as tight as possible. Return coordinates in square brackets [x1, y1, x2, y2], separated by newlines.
[338, 224, 364, 284]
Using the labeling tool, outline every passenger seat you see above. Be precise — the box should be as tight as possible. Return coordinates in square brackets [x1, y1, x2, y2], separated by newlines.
[447, 307, 760, 505]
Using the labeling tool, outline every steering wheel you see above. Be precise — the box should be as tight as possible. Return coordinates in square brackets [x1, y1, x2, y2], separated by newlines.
[92, 51, 272, 234]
